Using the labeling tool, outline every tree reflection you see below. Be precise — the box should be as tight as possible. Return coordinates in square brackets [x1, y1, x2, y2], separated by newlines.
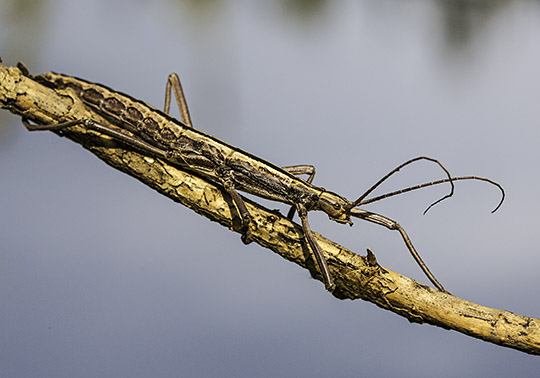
[437, 0, 513, 51]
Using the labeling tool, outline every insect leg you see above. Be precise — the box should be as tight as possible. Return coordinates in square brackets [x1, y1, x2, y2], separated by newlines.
[23, 118, 169, 160]
[349, 208, 448, 293]
[296, 203, 335, 291]
[164, 73, 193, 128]
[222, 179, 255, 244]
[282, 165, 316, 219]
[282, 164, 316, 183]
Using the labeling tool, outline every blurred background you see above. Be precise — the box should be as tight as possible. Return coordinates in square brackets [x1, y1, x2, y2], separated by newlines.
[1, 0, 540, 376]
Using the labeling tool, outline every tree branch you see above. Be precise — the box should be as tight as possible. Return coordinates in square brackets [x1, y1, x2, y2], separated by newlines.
[1, 60, 539, 355]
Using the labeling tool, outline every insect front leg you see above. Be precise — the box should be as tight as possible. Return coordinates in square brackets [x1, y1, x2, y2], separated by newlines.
[164, 73, 193, 128]
[281, 165, 316, 219]
[296, 203, 335, 291]
[350, 208, 448, 293]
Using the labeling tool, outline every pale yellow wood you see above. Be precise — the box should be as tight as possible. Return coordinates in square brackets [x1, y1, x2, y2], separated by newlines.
[1, 61, 539, 355]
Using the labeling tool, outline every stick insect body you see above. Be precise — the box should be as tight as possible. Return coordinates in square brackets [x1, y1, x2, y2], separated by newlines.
[23, 67, 504, 293]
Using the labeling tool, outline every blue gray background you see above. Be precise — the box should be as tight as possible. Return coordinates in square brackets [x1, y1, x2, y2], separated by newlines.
[1, 1, 540, 377]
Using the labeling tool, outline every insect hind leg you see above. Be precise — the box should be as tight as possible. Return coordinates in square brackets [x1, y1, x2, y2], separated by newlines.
[23, 117, 169, 160]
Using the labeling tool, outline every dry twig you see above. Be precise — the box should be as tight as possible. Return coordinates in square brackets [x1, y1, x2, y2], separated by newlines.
[1, 61, 539, 355]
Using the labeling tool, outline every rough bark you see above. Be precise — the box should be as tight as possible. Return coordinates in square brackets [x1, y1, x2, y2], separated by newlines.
[1, 61, 539, 355]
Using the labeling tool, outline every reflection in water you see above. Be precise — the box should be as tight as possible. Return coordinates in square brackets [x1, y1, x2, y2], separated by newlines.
[172, 0, 225, 22]
[280, 0, 329, 21]
[0, 0, 525, 143]
[0, 0, 519, 61]
[438, 0, 512, 51]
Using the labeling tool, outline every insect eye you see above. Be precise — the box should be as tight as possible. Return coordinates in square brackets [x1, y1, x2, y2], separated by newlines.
[333, 203, 341, 210]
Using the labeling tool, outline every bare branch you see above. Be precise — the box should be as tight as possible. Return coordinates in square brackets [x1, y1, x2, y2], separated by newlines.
[1, 61, 539, 355]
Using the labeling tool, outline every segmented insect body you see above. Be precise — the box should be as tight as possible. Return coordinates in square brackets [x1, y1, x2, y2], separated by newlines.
[28, 69, 504, 293]
[37, 72, 321, 208]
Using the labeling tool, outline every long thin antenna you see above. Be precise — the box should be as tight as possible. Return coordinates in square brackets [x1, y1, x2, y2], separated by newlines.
[356, 176, 505, 214]
[349, 156, 455, 212]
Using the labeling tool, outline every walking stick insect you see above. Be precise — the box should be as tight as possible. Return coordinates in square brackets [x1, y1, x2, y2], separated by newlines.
[20, 64, 504, 293]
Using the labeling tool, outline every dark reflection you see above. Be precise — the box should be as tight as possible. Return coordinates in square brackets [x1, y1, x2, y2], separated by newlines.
[438, 0, 512, 50]
[281, 0, 329, 21]
[175, 0, 224, 20]
[0, 0, 531, 143]
[175, 0, 329, 24]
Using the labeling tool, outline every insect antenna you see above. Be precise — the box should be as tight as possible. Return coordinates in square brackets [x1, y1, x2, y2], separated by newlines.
[356, 176, 505, 214]
[348, 156, 455, 213]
